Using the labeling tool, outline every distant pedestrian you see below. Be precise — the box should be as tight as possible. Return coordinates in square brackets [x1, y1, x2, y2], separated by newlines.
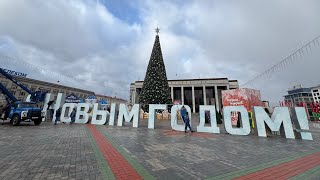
[2, 104, 10, 120]
[0, 105, 3, 119]
[69, 108, 76, 124]
[236, 112, 242, 128]
[184, 112, 194, 133]
[180, 105, 187, 123]
[54, 108, 61, 125]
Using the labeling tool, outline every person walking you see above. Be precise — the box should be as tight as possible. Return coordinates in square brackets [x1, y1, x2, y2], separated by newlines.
[69, 108, 76, 124]
[54, 107, 61, 125]
[184, 112, 194, 133]
[180, 105, 187, 123]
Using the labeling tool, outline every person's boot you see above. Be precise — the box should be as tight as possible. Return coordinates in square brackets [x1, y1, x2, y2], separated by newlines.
[185, 131, 187, 133]
[191, 130, 194, 133]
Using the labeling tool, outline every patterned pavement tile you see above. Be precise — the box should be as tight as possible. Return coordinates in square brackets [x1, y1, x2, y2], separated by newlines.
[0, 118, 319, 180]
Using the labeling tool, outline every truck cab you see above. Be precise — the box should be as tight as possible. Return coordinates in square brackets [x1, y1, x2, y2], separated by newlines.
[8, 101, 44, 126]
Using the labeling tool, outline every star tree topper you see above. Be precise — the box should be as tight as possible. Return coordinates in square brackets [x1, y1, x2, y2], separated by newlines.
[155, 27, 160, 35]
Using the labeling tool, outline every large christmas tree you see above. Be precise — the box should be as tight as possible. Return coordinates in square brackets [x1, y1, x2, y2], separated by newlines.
[139, 31, 172, 111]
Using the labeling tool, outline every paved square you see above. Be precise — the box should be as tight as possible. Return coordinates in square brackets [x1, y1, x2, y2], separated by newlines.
[0, 118, 319, 180]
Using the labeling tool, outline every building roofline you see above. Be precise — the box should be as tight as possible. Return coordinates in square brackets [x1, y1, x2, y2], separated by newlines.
[135, 78, 234, 83]
[311, 86, 320, 90]
[95, 94, 113, 98]
[95, 94, 127, 101]
[284, 92, 312, 96]
[0, 74, 94, 94]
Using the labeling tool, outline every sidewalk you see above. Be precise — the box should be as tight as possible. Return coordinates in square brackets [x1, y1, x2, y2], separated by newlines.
[0, 120, 319, 179]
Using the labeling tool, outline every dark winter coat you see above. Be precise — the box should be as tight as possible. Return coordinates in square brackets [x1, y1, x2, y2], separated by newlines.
[56, 109, 61, 117]
[70, 110, 76, 119]
[180, 107, 187, 117]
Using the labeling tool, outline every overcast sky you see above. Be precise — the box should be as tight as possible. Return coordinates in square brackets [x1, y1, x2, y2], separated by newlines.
[0, 0, 319, 105]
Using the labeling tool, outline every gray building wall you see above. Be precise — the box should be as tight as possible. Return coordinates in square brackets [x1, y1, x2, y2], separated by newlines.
[130, 78, 239, 113]
[0, 74, 94, 106]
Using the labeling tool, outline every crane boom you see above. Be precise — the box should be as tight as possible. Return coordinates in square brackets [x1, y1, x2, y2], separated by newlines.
[0, 68, 46, 102]
[0, 68, 32, 94]
[0, 82, 18, 102]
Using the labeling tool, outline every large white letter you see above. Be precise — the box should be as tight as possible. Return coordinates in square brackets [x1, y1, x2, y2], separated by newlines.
[108, 103, 117, 126]
[290, 107, 313, 140]
[253, 106, 295, 139]
[170, 105, 192, 131]
[224, 106, 250, 135]
[61, 103, 76, 123]
[117, 104, 140, 127]
[75, 103, 90, 124]
[148, 104, 167, 129]
[91, 103, 109, 125]
[41, 93, 54, 121]
[197, 105, 220, 133]
[52, 93, 66, 122]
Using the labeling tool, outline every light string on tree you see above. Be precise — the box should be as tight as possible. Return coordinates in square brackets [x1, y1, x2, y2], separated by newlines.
[241, 34, 320, 87]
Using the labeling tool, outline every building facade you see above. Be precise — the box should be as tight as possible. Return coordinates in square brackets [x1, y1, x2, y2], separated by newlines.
[130, 78, 239, 113]
[311, 85, 320, 103]
[284, 85, 314, 119]
[0, 74, 95, 105]
[0, 75, 127, 106]
[95, 94, 128, 105]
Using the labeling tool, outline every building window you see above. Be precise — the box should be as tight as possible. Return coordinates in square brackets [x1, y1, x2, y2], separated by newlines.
[31, 86, 37, 92]
[20, 92, 26, 96]
[173, 87, 182, 103]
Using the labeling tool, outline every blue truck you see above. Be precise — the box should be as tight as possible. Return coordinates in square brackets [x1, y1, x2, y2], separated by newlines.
[0, 69, 46, 126]
[7, 101, 44, 126]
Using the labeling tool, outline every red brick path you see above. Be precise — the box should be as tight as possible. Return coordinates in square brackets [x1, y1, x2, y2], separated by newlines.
[87, 124, 142, 180]
[234, 152, 320, 180]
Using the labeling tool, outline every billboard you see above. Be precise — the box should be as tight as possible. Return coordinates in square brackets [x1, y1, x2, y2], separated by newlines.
[65, 93, 80, 103]
[222, 88, 263, 125]
[0, 68, 27, 77]
[222, 88, 263, 111]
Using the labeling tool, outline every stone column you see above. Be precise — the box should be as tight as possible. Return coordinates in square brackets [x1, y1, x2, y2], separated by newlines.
[181, 86, 184, 105]
[133, 89, 136, 104]
[192, 85, 195, 113]
[203, 85, 207, 105]
[215, 86, 220, 112]
[171, 86, 174, 102]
